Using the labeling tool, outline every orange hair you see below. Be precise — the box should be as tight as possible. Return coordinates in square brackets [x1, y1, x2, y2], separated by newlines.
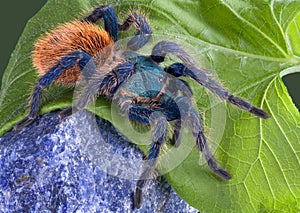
[33, 20, 114, 84]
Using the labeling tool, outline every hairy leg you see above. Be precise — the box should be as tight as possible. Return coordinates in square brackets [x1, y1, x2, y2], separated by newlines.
[189, 107, 231, 180]
[173, 96, 231, 180]
[119, 98, 168, 208]
[118, 12, 151, 51]
[14, 51, 95, 130]
[150, 41, 269, 119]
[59, 61, 135, 119]
[82, 5, 119, 41]
[83, 4, 151, 50]
[166, 62, 269, 119]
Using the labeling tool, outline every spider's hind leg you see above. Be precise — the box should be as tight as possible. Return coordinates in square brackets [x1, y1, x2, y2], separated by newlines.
[83, 5, 118, 41]
[83, 5, 151, 50]
[14, 51, 96, 130]
[118, 12, 151, 51]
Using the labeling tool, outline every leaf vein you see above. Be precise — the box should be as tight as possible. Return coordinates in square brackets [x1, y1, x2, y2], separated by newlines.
[220, 0, 288, 57]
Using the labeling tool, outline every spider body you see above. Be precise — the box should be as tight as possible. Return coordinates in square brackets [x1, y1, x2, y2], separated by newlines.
[114, 52, 182, 120]
[15, 4, 270, 209]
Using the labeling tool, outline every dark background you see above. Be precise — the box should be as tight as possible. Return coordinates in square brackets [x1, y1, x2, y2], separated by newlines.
[0, 1, 47, 85]
[0, 1, 299, 110]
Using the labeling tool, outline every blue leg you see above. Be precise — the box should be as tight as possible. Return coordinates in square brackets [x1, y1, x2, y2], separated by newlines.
[165, 62, 270, 119]
[83, 5, 118, 42]
[118, 12, 151, 51]
[125, 95, 210, 208]
[189, 107, 231, 180]
[171, 119, 182, 147]
[129, 96, 229, 207]
[118, 99, 168, 208]
[83, 5, 151, 50]
[59, 61, 135, 119]
[14, 51, 95, 130]
[169, 96, 191, 148]
[168, 96, 191, 147]
[176, 79, 193, 98]
[151, 41, 269, 118]
[129, 110, 167, 209]
[151, 41, 195, 64]
[171, 96, 231, 180]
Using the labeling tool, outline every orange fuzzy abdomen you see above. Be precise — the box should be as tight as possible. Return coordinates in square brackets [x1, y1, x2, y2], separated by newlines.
[32, 20, 113, 84]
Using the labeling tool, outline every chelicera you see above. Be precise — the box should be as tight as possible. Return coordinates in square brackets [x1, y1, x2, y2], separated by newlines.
[14, 4, 270, 208]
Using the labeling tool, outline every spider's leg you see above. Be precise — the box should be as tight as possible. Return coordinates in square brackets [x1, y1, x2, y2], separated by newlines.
[176, 79, 193, 98]
[59, 62, 135, 119]
[170, 95, 231, 179]
[127, 108, 167, 209]
[188, 106, 231, 180]
[119, 97, 167, 208]
[118, 12, 151, 51]
[150, 41, 269, 119]
[83, 5, 151, 49]
[165, 63, 270, 119]
[167, 96, 190, 148]
[171, 119, 182, 147]
[151, 41, 196, 64]
[14, 51, 95, 130]
[82, 5, 118, 41]
[58, 71, 117, 119]
[175, 95, 231, 179]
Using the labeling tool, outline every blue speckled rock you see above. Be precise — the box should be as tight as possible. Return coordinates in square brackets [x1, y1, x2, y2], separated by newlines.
[0, 110, 198, 212]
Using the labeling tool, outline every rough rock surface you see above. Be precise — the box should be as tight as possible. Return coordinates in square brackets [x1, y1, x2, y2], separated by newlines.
[0, 110, 197, 212]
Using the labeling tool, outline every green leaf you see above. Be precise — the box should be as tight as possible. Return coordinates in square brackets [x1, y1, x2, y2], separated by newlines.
[1, 0, 300, 212]
[287, 11, 300, 56]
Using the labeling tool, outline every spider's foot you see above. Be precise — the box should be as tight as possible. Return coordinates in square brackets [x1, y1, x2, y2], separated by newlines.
[228, 95, 270, 119]
[250, 106, 270, 119]
[59, 107, 75, 120]
[134, 187, 143, 209]
[214, 167, 231, 180]
[14, 117, 35, 131]
[207, 158, 231, 180]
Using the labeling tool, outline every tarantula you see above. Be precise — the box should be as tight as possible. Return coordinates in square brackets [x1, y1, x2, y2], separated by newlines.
[14, 4, 270, 208]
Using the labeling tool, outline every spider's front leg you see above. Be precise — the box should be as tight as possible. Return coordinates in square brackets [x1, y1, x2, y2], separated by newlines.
[166, 62, 270, 119]
[151, 41, 270, 119]
[122, 93, 230, 208]
[14, 51, 96, 130]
